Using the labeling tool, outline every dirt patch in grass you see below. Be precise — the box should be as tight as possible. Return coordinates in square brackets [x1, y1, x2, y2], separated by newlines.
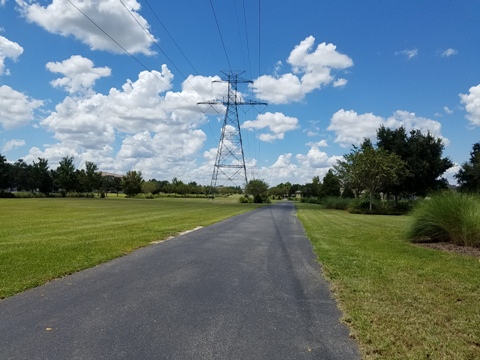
[415, 242, 480, 258]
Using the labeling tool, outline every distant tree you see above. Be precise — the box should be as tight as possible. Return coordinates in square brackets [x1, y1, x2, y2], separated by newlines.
[102, 175, 123, 196]
[377, 126, 453, 197]
[33, 158, 53, 195]
[245, 179, 269, 202]
[268, 182, 291, 198]
[0, 154, 13, 192]
[335, 140, 408, 210]
[55, 156, 77, 195]
[84, 161, 102, 193]
[455, 142, 480, 192]
[321, 170, 341, 197]
[142, 180, 160, 194]
[75, 169, 87, 192]
[311, 176, 321, 197]
[12, 159, 33, 192]
[122, 171, 144, 197]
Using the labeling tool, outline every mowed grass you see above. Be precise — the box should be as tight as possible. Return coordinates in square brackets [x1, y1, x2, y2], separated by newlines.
[0, 197, 260, 299]
[296, 203, 480, 359]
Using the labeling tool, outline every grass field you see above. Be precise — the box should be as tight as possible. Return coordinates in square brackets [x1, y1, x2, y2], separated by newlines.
[0, 196, 261, 299]
[296, 203, 480, 359]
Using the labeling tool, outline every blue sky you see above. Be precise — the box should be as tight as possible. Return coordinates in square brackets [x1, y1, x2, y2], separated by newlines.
[1, 0, 480, 187]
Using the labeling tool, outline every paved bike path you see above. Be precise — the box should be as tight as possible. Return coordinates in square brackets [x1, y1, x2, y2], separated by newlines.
[0, 201, 359, 359]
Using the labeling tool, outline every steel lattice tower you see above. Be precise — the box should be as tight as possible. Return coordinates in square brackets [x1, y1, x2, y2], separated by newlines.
[199, 71, 266, 197]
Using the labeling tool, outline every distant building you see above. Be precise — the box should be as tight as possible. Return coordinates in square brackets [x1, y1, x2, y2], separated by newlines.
[99, 171, 123, 179]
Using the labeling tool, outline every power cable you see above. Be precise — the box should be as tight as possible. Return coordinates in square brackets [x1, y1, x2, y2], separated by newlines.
[141, 0, 215, 99]
[119, 0, 214, 105]
[209, 0, 232, 71]
[242, 0, 253, 79]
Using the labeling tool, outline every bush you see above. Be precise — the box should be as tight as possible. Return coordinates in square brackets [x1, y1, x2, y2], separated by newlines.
[406, 192, 480, 247]
[323, 196, 352, 210]
[238, 196, 251, 203]
[0, 191, 15, 198]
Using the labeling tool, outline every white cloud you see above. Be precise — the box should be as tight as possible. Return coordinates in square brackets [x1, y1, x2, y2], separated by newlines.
[0, 85, 43, 129]
[250, 36, 353, 104]
[46, 55, 111, 95]
[0, 35, 23, 75]
[251, 73, 304, 104]
[443, 106, 453, 114]
[307, 140, 328, 147]
[327, 109, 448, 146]
[16, 0, 156, 55]
[459, 84, 480, 126]
[251, 147, 342, 186]
[242, 112, 299, 142]
[33, 65, 222, 180]
[441, 48, 458, 57]
[396, 49, 418, 60]
[333, 78, 348, 87]
[2, 139, 25, 152]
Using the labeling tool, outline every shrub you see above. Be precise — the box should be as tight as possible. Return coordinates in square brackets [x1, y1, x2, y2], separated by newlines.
[323, 196, 352, 210]
[0, 191, 15, 198]
[253, 194, 263, 203]
[238, 196, 250, 203]
[406, 192, 480, 247]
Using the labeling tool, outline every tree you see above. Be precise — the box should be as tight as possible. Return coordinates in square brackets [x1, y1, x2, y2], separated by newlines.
[32, 158, 53, 195]
[84, 161, 102, 193]
[321, 170, 341, 197]
[122, 171, 144, 197]
[334, 140, 408, 210]
[55, 156, 77, 195]
[455, 142, 480, 192]
[377, 126, 453, 197]
[245, 179, 269, 203]
[142, 180, 160, 194]
[0, 154, 13, 192]
[12, 159, 33, 192]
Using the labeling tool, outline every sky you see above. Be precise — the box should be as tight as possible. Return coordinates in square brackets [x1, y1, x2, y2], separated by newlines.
[1, 0, 480, 187]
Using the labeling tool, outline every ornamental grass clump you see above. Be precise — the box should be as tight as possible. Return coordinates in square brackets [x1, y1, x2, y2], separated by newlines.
[406, 192, 480, 247]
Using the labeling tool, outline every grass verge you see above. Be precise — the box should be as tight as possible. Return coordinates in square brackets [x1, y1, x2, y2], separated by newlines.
[0, 197, 260, 299]
[296, 203, 480, 359]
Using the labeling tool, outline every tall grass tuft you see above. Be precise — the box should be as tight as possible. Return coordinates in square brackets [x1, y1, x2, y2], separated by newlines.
[406, 192, 480, 247]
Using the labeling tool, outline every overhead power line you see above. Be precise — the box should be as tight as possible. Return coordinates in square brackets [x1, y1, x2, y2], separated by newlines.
[209, 0, 232, 71]
[66, 0, 206, 110]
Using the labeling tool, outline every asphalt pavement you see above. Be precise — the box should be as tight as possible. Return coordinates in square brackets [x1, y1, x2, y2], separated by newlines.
[0, 201, 359, 359]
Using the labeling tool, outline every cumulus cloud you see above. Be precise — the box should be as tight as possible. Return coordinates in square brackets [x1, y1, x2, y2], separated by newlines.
[251, 147, 342, 186]
[2, 139, 25, 152]
[242, 112, 299, 142]
[459, 84, 480, 126]
[441, 48, 458, 57]
[327, 109, 447, 146]
[0, 85, 43, 129]
[46, 55, 111, 95]
[250, 36, 353, 104]
[0, 35, 23, 75]
[16, 0, 156, 55]
[35, 65, 223, 180]
[396, 49, 418, 60]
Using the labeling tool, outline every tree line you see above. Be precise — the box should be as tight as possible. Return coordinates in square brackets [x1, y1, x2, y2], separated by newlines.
[0, 154, 242, 197]
[1, 125, 479, 200]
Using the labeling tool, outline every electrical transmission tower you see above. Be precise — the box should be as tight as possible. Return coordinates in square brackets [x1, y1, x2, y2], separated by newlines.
[198, 71, 267, 197]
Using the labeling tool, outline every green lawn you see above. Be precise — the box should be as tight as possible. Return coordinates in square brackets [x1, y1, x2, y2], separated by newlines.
[0, 196, 260, 299]
[296, 203, 480, 359]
